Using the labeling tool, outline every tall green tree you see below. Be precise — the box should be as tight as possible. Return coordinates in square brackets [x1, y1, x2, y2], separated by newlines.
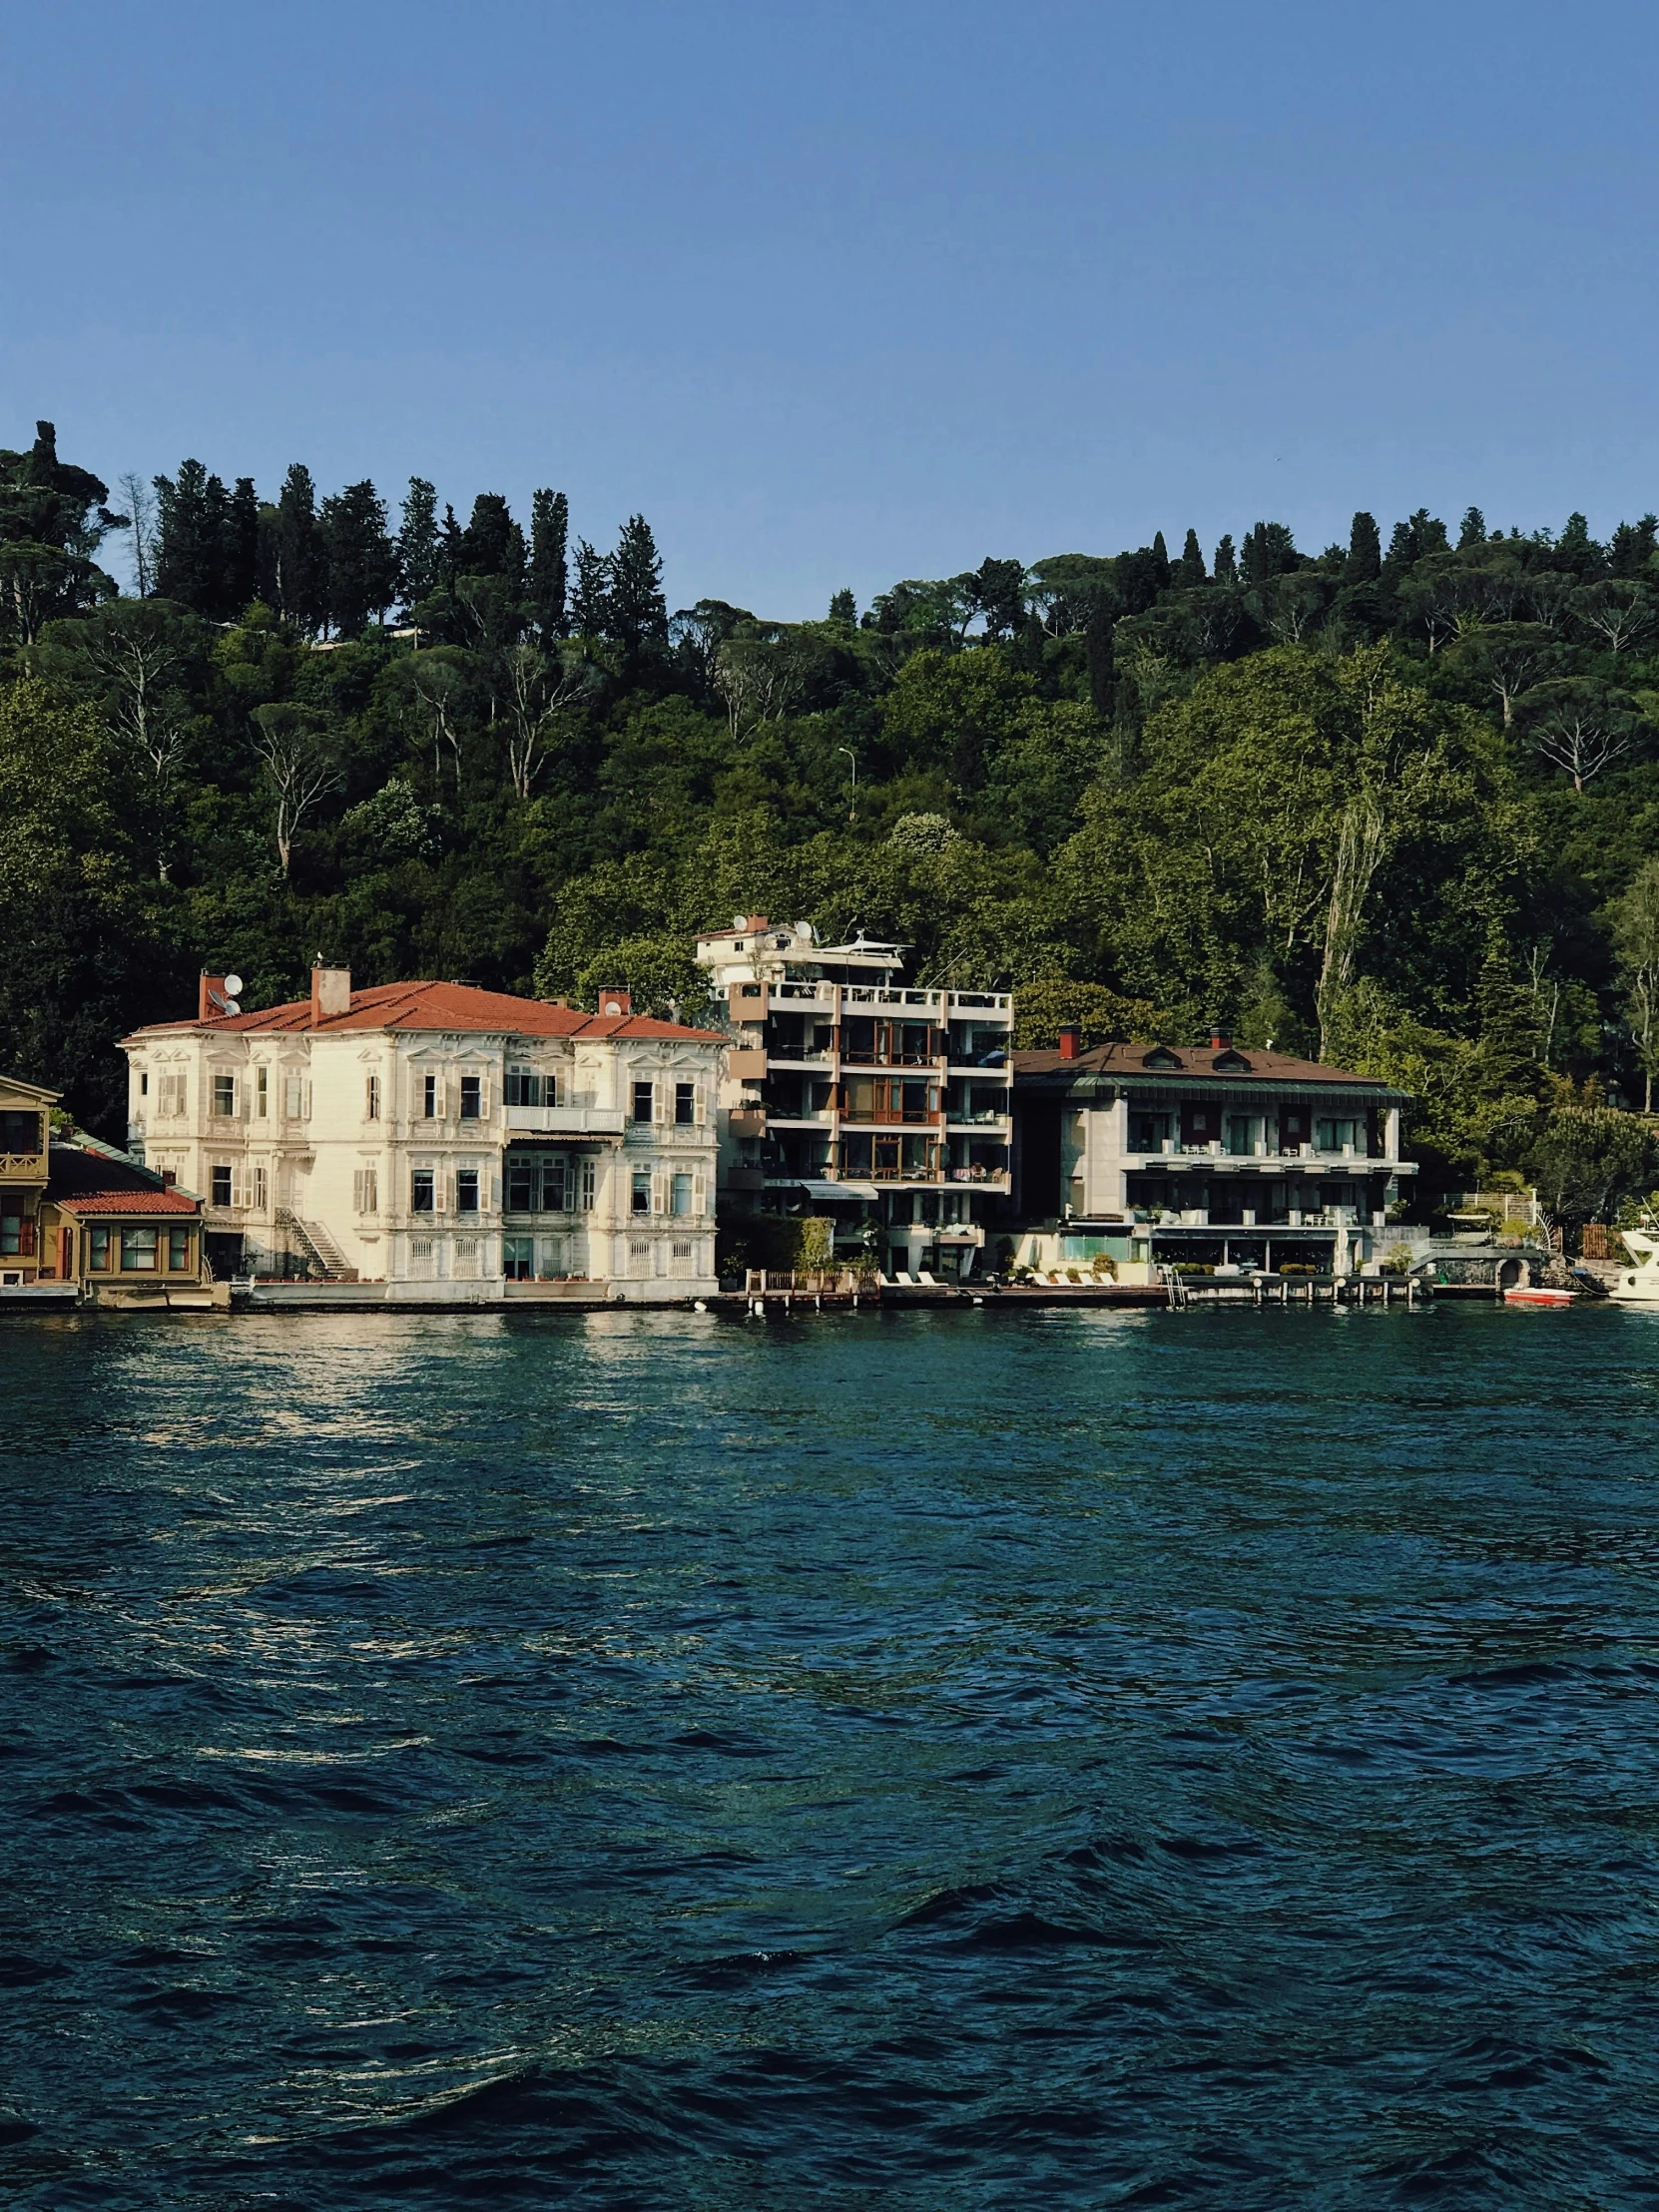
[153, 459, 231, 615]
[605, 514, 668, 656]
[319, 479, 397, 636]
[529, 488, 569, 640]
[397, 478, 440, 608]
[270, 464, 322, 634]
[458, 493, 526, 588]
[1347, 512, 1382, 582]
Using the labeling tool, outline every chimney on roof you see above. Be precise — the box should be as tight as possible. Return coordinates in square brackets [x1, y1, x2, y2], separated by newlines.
[1058, 1023, 1081, 1060]
[599, 986, 632, 1017]
[310, 963, 351, 1026]
[1209, 1029, 1231, 1049]
[198, 971, 228, 1022]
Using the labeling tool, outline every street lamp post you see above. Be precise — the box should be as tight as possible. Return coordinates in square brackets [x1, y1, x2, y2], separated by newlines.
[836, 746, 857, 824]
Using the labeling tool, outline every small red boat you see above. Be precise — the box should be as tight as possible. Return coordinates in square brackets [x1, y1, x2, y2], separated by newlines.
[1503, 1286, 1577, 1307]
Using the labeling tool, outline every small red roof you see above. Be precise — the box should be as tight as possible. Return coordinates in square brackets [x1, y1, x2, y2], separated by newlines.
[124, 979, 723, 1044]
[56, 1189, 200, 1216]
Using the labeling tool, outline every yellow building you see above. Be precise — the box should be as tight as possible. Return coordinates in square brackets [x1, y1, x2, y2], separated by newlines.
[0, 1074, 57, 1285]
[42, 1141, 212, 1307]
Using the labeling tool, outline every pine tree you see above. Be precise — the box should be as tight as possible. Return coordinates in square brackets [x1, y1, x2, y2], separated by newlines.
[1458, 506, 1487, 549]
[829, 587, 856, 627]
[1213, 534, 1238, 585]
[271, 463, 322, 634]
[606, 514, 668, 656]
[570, 539, 609, 636]
[1177, 528, 1207, 587]
[397, 478, 440, 608]
[319, 479, 398, 635]
[226, 478, 259, 616]
[529, 489, 569, 639]
[1347, 512, 1382, 583]
[154, 460, 231, 615]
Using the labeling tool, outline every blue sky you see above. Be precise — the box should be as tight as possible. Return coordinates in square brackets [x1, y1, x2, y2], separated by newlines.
[4, 0, 1657, 616]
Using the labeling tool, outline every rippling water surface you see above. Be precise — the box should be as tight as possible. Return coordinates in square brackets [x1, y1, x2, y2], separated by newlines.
[6, 1303, 1659, 2208]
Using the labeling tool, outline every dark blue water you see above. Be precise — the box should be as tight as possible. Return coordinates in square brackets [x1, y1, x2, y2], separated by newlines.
[6, 1304, 1659, 2209]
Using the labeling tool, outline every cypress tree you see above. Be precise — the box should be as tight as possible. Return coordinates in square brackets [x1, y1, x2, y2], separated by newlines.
[440, 503, 464, 594]
[226, 478, 260, 616]
[1213, 534, 1238, 585]
[1556, 511, 1601, 578]
[607, 514, 668, 656]
[1240, 522, 1298, 586]
[1347, 512, 1382, 583]
[1150, 530, 1170, 590]
[1177, 528, 1207, 587]
[397, 478, 440, 608]
[319, 479, 398, 636]
[154, 460, 231, 615]
[570, 538, 609, 637]
[459, 493, 525, 587]
[529, 488, 569, 638]
[272, 463, 322, 634]
[1609, 515, 1659, 578]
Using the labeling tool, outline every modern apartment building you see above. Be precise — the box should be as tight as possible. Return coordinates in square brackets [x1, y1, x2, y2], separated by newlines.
[694, 918, 1013, 1279]
[1013, 1029, 1415, 1273]
[122, 968, 723, 1300]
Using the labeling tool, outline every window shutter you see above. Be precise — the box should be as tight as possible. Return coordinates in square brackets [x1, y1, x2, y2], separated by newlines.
[478, 1077, 491, 1115]
[694, 1174, 706, 1214]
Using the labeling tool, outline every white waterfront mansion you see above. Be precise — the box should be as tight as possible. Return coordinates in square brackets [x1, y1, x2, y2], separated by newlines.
[121, 968, 723, 1301]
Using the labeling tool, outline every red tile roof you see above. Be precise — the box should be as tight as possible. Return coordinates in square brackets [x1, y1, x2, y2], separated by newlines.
[56, 1189, 200, 1216]
[124, 979, 724, 1044]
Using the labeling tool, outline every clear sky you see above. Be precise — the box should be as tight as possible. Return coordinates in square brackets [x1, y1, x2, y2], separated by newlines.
[4, 0, 1657, 617]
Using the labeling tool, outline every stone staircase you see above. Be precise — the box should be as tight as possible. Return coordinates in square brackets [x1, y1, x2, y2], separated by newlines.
[276, 1208, 358, 1282]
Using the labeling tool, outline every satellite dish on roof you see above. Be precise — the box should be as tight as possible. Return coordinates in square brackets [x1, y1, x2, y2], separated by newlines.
[732, 914, 748, 931]
[224, 973, 244, 997]
[223, 1001, 242, 1016]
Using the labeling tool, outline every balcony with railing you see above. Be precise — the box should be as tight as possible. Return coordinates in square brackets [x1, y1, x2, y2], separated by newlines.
[504, 1104, 626, 1136]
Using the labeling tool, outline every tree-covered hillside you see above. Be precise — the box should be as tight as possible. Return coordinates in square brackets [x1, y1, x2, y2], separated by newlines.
[5, 417, 1659, 1203]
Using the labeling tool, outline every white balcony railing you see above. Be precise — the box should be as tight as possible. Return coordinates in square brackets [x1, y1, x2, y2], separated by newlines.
[504, 1105, 626, 1135]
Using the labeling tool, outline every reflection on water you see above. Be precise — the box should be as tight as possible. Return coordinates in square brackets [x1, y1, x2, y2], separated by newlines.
[5, 1304, 1659, 2207]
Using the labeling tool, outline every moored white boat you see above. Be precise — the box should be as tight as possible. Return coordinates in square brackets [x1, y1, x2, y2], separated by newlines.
[1609, 1225, 1659, 1306]
[1503, 1285, 1577, 1307]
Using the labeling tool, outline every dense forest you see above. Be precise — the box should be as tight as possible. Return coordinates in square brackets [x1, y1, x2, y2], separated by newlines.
[6, 416, 1659, 1217]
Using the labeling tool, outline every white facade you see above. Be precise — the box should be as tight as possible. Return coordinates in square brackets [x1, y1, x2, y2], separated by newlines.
[123, 972, 721, 1301]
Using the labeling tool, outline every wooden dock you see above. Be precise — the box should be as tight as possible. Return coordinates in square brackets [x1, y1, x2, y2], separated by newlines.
[1162, 1270, 1426, 1310]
